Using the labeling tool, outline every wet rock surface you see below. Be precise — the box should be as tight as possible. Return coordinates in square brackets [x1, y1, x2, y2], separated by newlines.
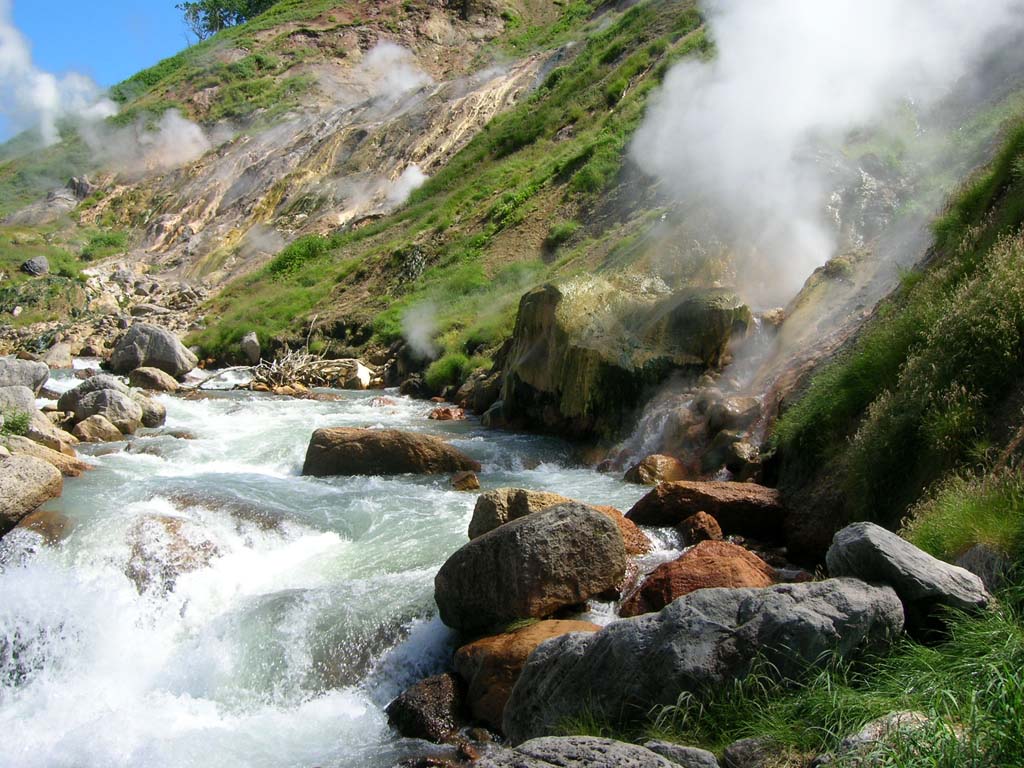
[302, 427, 481, 476]
[386, 672, 468, 744]
[626, 481, 784, 539]
[0, 455, 63, 535]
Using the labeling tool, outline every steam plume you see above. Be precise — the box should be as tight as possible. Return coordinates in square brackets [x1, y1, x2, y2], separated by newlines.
[402, 302, 439, 360]
[632, 0, 1024, 305]
[359, 42, 432, 103]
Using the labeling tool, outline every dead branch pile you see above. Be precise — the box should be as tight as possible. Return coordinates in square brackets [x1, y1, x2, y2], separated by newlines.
[251, 349, 372, 389]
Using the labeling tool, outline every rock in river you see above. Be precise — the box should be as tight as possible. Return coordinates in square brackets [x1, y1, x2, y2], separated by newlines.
[626, 480, 783, 539]
[109, 323, 198, 378]
[435, 504, 627, 634]
[0, 455, 63, 535]
[0, 357, 49, 394]
[302, 427, 480, 476]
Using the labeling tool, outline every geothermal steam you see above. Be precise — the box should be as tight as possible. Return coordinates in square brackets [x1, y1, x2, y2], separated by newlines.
[632, 0, 1024, 305]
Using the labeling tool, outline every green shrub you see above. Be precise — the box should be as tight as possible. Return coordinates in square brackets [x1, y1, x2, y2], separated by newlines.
[1, 409, 30, 437]
[266, 234, 336, 276]
[425, 353, 470, 391]
[81, 231, 128, 261]
[544, 220, 581, 251]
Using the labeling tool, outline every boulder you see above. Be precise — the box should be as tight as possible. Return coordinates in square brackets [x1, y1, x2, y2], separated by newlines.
[626, 481, 783, 539]
[454, 620, 601, 730]
[477, 737, 678, 768]
[706, 396, 761, 435]
[624, 454, 691, 485]
[74, 389, 144, 434]
[722, 738, 785, 768]
[812, 711, 931, 767]
[125, 514, 219, 593]
[128, 367, 179, 392]
[57, 373, 130, 414]
[621, 540, 775, 617]
[642, 741, 720, 768]
[429, 406, 466, 421]
[955, 543, 1013, 592]
[385, 672, 466, 744]
[41, 343, 73, 369]
[501, 281, 751, 439]
[301, 427, 481, 476]
[451, 471, 480, 491]
[109, 323, 198, 377]
[678, 511, 723, 544]
[15, 508, 73, 544]
[0, 384, 38, 415]
[503, 579, 904, 743]
[26, 411, 78, 455]
[469, 488, 649, 555]
[2, 435, 91, 477]
[0, 456, 63, 534]
[131, 391, 167, 428]
[73, 414, 123, 442]
[0, 357, 49, 393]
[20, 256, 49, 276]
[826, 522, 990, 621]
[435, 504, 627, 633]
[240, 331, 261, 365]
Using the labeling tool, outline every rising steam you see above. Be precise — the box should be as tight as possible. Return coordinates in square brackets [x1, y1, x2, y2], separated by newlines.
[358, 42, 433, 103]
[632, 0, 1024, 305]
[402, 302, 439, 360]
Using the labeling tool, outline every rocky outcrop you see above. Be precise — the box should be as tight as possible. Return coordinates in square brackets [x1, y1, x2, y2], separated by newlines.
[501, 281, 751, 439]
[128, 367, 180, 392]
[469, 488, 649, 556]
[826, 522, 990, 621]
[624, 454, 691, 485]
[435, 504, 627, 633]
[73, 414, 123, 442]
[0, 357, 49, 393]
[503, 579, 904, 743]
[478, 737, 678, 768]
[385, 672, 467, 744]
[109, 323, 198, 378]
[626, 481, 784, 539]
[124, 515, 219, 593]
[1, 435, 91, 477]
[621, 540, 775, 617]
[301, 427, 481, 476]
[0, 455, 63, 535]
[453, 620, 601, 730]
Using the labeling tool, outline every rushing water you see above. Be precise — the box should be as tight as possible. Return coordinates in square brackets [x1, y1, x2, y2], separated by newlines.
[0, 366, 654, 768]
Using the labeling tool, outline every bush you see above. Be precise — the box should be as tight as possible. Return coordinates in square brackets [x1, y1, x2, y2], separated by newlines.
[1, 409, 30, 437]
[544, 220, 580, 251]
[266, 234, 336, 276]
[425, 353, 470, 391]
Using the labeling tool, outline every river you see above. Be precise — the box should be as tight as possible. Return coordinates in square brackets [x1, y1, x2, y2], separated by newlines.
[0, 365, 657, 768]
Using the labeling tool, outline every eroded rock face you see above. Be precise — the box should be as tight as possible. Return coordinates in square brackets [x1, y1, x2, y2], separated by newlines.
[624, 454, 691, 485]
[620, 540, 775, 617]
[301, 427, 481, 476]
[435, 504, 627, 633]
[501, 281, 751, 439]
[0, 455, 63, 534]
[626, 481, 783, 539]
[454, 620, 601, 730]
[826, 522, 990, 619]
[128, 367, 179, 392]
[477, 737, 678, 768]
[109, 323, 198, 378]
[385, 672, 467, 744]
[0, 357, 49, 394]
[503, 579, 904, 744]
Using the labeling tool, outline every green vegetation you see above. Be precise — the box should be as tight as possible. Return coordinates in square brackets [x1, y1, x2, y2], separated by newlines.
[425, 353, 472, 391]
[0, 409, 30, 437]
[80, 230, 128, 261]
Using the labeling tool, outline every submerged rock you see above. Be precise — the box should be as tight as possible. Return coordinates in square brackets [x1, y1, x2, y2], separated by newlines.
[621, 540, 776, 617]
[626, 481, 783, 539]
[0, 455, 63, 535]
[477, 737, 678, 768]
[124, 515, 219, 593]
[435, 504, 627, 633]
[503, 579, 904, 743]
[454, 620, 601, 730]
[15, 508, 73, 544]
[386, 672, 467, 744]
[302, 427, 481, 476]
[109, 323, 198, 377]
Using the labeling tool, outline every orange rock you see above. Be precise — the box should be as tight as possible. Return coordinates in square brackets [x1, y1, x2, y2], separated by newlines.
[677, 511, 723, 544]
[454, 620, 601, 730]
[429, 406, 466, 421]
[452, 471, 481, 491]
[620, 540, 775, 617]
[590, 505, 651, 556]
[623, 454, 691, 485]
[626, 480, 783, 539]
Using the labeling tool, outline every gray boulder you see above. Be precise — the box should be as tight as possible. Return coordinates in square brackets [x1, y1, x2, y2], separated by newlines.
[58, 374, 130, 414]
[0, 385, 38, 415]
[643, 741, 720, 768]
[0, 385, 77, 453]
[0, 455, 63, 535]
[131, 391, 167, 428]
[0, 357, 49, 394]
[503, 579, 904, 744]
[240, 331, 260, 365]
[20, 256, 49, 276]
[109, 323, 198, 377]
[478, 737, 678, 768]
[435, 504, 627, 633]
[74, 389, 144, 434]
[826, 522, 990, 619]
[722, 738, 783, 768]
[41, 343, 73, 369]
[955, 543, 1012, 592]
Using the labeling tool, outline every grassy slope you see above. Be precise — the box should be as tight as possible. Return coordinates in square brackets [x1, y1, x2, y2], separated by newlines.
[191, 0, 709, 365]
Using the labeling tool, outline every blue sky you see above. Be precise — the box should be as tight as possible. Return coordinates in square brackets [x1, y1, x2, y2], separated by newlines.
[13, 1, 186, 87]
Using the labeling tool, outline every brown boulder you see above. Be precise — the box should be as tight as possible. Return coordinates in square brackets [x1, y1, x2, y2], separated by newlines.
[623, 454, 691, 485]
[620, 540, 775, 617]
[469, 489, 649, 555]
[386, 672, 467, 743]
[301, 428, 481, 477]
[677, 511, 723, 544]
[626, 481, 783, 539]
[429, 406, 466, 421]
[128, 366, 180, 392]
[452, 471, 481, 491]
[454, 620, 601, 730]
[0, 456, 63, 534]
[2, 435, 92, 477]
[73, 414, 123, 443]
[16, 508, 73, 543]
